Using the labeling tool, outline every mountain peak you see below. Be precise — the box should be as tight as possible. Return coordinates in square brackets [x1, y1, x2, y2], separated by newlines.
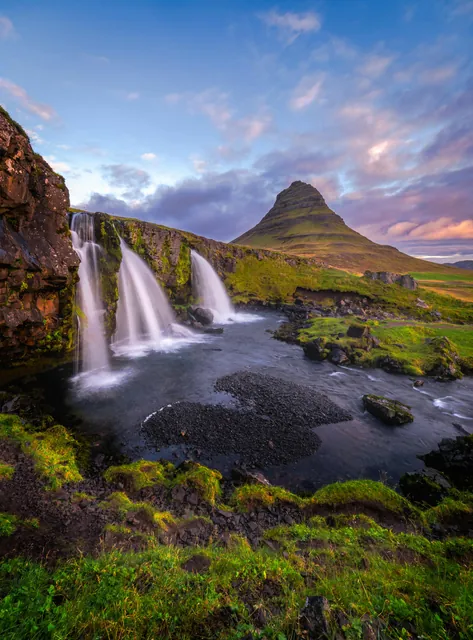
[272, 181, 327, 214]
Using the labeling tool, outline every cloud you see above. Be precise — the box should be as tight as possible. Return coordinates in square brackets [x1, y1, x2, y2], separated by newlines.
[79, 170, 276, 241]
[402, 217, 473, 240]
[358, 55, 394, 78]
[290, 75, 323, 110]
[0, 78, 57, 121]
[420, 65, 457, 84]
[451, 0, 473, 17]
[84, 54, 110, 64]
[165, 89, 271, 142]
[0, 16, 15, 39]
[26, 129, 44, 144]
[101, 164, 151, 199]
[259, 10, 321, 43]
[125, 92, 140, 101]
[45, 156, 71, 173]
[141, 152, 157, 161]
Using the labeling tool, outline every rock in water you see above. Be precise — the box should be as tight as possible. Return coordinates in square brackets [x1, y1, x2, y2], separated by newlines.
[191, 307, 214, 326]
[362, 394, 414, 425]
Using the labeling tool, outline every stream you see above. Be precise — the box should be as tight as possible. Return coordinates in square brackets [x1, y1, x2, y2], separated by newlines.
[37, 311, 473, 492]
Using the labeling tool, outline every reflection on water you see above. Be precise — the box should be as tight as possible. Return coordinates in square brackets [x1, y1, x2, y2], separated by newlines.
[38, 311, 473, 492]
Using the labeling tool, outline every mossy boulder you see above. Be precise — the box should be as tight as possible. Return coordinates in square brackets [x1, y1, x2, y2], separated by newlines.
[420, 435, 473, 490]
[425, 336, 463, 380]
[362, 394, 414, 425]
[399, 471, 450, 506]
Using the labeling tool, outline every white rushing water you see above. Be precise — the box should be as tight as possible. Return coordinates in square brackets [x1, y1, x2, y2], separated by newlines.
[190, 250, 237, 323]
[71, 213, 110, 376]
[113, 239, 196, 357]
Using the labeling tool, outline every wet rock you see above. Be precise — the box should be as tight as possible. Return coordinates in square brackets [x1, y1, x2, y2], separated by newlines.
[399, 470, 450, 506]
[203, 327, 223, 334]
[299, 596, 331, 638]
[419, 434, 473, 490]
[329, 346, 349, 365]
[303, 338, 326, 361]
[181, 554, 211, 574]
[362, 394, 414, 425]
[191, 307, 214, 326]
[413, 380, 424, 387]
[377, 355, 405, 374]
[232, 468, 271, 486]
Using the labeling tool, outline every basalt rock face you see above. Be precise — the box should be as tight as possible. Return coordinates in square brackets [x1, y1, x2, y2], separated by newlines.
[0, 107, 79, 371]
[364, 271, 418, 290]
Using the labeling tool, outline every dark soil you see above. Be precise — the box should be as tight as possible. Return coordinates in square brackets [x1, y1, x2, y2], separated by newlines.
[143, 371, 352, 466]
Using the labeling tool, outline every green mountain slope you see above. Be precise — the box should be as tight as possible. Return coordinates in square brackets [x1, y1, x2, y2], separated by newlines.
[233, 181, 463, 275]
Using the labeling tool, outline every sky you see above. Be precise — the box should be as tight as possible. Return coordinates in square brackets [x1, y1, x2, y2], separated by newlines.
[1, 0, 472, 263]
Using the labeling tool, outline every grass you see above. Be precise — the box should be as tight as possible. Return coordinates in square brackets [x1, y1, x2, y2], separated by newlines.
[411, 271, 473, 303]
[310, 480, 417, 517]
[0, 414, 82, 490]
[171, 462, 222, 505]
[100, 492, 176, 532]
[298, 317, 473, 376]
[0, 464, 14, 480]
[231, 484, 304, 512]
[103, 460, 175, 491]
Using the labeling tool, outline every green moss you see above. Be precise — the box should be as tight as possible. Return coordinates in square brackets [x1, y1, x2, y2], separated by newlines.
[0, 513, 19, 536]
[298, 317, 473, 377]
[175, 241, 191, 287]
[96, 215, 122, 337]
[103, 460, 175, 491]
[311, 480, 417, 517]
[231, 484, 304, 512]
[171, 462, 222, 505]
[425, 497, 473, 525]
[0, 414, 82, 490]
[72, 492, 95, 503]
[101, 492, 176, 531]
[0, 463, 14, 480]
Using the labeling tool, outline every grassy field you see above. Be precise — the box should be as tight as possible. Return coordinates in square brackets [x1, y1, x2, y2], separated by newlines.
[410, 271, 473, 302]
[298, 317, 473, 377]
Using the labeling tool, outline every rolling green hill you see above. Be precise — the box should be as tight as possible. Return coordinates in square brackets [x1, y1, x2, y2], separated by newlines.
[233, 181, 467, 278]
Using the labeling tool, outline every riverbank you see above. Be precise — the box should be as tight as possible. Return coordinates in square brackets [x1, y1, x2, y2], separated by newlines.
[0, 407, 472, 639]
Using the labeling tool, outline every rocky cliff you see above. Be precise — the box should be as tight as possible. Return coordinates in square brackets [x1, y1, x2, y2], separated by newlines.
[0, 107, 78, 370]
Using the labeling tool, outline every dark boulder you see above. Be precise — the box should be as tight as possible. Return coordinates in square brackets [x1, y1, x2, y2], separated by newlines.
[362, 394, 414, 425]
[203, 327, 223, 334]
[419, 435, 473, 490]
[347, 324, 370, 339]
[329, 346, 349, 365]
[191, 307, 214, 326]
[303, 338, 327, 361]
[399, 470, 450, 506]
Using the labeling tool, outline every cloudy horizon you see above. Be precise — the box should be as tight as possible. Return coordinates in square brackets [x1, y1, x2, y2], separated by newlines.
[1, 0, 472, 263]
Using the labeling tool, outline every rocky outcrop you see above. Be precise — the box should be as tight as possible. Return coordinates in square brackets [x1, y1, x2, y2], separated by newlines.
[0, 107, 79, 371]
[364, 271, 418, 290]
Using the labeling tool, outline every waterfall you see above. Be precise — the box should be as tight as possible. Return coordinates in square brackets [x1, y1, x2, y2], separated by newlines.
[191, 250, 235, 323]
[71, 213, 110, 374]
[113, 239, 189, 355]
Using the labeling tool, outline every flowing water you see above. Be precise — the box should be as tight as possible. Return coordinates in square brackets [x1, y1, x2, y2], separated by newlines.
[191, 250, 235, 323]
[70, 213, 110, 376]
[113, 239, 193, 357]
[39, 311, 473, 492]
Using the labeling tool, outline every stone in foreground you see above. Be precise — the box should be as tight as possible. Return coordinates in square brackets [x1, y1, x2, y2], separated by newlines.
[362, 394, 414, 425]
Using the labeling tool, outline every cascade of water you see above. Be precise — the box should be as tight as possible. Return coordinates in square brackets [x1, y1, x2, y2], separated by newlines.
[190, 250, 235, 323]
[113, 239, 178, 353]
[71, 213, 110, 373]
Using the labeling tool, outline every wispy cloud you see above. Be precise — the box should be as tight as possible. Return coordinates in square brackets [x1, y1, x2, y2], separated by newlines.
[45, 156, 71, 173]
[420, 65, 457, 84]
[259, 10, 321, 44]
[0, 16, 15, 39]
[358, 55, 394, 78]
[0, 78, 57, 121]
[290, 75, 324, 110]
[26, 129, 44, 144]
[125, 91, 140, 101]
[84, 53, 110, 64]
[102, 163, 151, 199]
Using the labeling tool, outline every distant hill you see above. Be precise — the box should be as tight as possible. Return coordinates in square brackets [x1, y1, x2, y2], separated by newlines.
[445, 260, 473, 270]
[233, 181, 461, 275]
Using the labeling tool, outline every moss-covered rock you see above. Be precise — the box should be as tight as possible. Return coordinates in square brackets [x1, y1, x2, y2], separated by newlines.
[362, 394, 414, 425]
[399, 471, 449, 506]
[103, 460, 174, 492]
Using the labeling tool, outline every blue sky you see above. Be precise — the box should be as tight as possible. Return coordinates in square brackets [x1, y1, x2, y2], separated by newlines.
[1, 0, 472, 261]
